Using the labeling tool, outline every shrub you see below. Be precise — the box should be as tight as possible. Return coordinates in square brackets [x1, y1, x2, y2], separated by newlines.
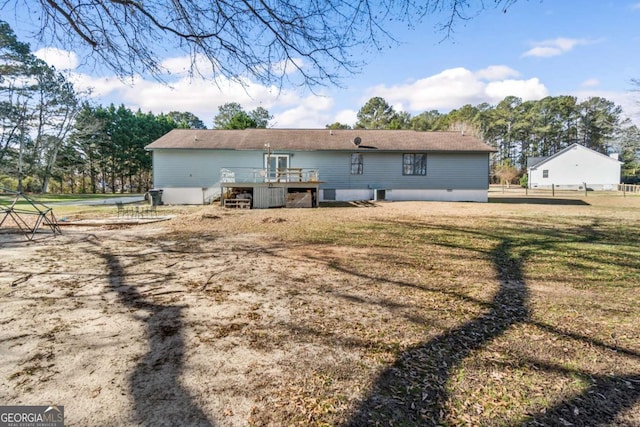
[0, 176, 18, 191]
[519, 174, 528, 188]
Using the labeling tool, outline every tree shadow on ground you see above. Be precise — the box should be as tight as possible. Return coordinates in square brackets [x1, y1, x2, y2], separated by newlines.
[489, 197, 589, 205]
[520, 362, 640, 426]
[345, 239, 529, 425]
[90, 242, 215, 427]
[344, 220, 640, 426]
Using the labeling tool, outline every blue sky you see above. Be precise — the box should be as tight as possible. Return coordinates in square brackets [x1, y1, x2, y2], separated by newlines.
[9, 1, 640, 128]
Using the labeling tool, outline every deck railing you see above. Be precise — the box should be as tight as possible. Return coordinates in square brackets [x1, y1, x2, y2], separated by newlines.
[220, 167, 319, 183]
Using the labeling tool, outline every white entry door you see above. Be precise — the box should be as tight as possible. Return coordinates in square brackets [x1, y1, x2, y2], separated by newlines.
[265, 154, 289, 181]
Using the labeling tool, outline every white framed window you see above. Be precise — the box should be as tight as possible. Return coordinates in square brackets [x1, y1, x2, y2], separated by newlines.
[403, 153, 427, 175]
[542, 169, 549, 178]
[351, 153, 363, 175]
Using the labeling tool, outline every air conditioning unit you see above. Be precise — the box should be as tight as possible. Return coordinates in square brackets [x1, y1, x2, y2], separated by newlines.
[373, 189, 386, 201]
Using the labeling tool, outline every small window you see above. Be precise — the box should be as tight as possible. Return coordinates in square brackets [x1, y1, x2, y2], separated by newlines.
[542, 169, 549, 178]
[403, 153, 427, 175]
[351, 153, 363, 175]
[323, 189, 336, 200]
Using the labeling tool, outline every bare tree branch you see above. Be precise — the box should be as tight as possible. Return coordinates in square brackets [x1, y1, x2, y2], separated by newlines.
[4, 0, 521, 88]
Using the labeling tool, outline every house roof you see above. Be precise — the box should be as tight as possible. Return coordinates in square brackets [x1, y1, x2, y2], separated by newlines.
[145, 129, 496, 152]
[526, 143, 623, 170]
[526, 156, 546, 168]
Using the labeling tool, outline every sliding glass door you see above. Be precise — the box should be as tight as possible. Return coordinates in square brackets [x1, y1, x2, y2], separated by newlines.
[265, 154, 289, 181]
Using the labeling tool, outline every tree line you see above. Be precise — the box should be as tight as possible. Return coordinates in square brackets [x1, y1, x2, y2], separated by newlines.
[335, 96, 640, 183]
[0, 21, 273, 194]
[1, 20, 80, 193]
[0, 19, 181, 194]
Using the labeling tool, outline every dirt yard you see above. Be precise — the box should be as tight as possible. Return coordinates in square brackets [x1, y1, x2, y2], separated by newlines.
[1, 197, 640, 426]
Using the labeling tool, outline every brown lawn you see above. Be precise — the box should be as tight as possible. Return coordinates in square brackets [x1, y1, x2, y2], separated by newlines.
[1, 194, 640, 426]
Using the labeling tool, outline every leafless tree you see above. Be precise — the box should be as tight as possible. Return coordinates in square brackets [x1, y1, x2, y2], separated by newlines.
[494, 161, 519, 187]
[6, 1, 518, 88]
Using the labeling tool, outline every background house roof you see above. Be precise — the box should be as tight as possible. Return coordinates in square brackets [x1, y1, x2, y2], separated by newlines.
[526, 157, 546, 168]
[145, 129, 496, 152]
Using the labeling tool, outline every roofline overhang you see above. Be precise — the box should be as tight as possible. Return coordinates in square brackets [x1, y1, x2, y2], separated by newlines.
[145, 147, 496, 153]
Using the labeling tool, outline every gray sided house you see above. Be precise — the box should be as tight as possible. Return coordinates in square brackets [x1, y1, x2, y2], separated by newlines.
[144, 129, 496, 207]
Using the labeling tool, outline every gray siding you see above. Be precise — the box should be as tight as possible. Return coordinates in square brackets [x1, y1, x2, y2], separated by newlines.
[153, 149, 263, 188]
[152, 149, 489, 190]
[290, 151, 489, 190]
[425, 153, 490, 189]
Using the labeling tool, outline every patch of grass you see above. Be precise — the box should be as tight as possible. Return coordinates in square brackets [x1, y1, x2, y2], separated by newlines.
[224, 199, 640, 425]
[0, 192, 143, 204]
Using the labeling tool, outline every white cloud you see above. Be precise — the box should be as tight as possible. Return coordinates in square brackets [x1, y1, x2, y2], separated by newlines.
[160, 56, 196, 75]
[522, 37, 591, 58]
[65, 58, 334, 127]
[522, 46, 564, 58]
[68, 73, 133, 98]
[127, 78, 278, 124]
[272, 95, 334, 128]
[364, 66, 548, 112]
[160, 54, 225, 78]
[366, 67, 483, 110]
[485, 78, 548, 100]
[60, 53, 343, 128]
[392, 102, 405, 113]
[333, 109, 358, 126]
[68, 63, 551, 129]
[632, 2, 640, 10]
[581, 78, 600, 87]
[474, 65, 520, 81]
[33, 48, 79, 70]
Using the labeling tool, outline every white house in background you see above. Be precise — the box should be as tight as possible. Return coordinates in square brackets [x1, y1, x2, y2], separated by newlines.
[145, 129, 496, 206]
[527, 143, 622, 191]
